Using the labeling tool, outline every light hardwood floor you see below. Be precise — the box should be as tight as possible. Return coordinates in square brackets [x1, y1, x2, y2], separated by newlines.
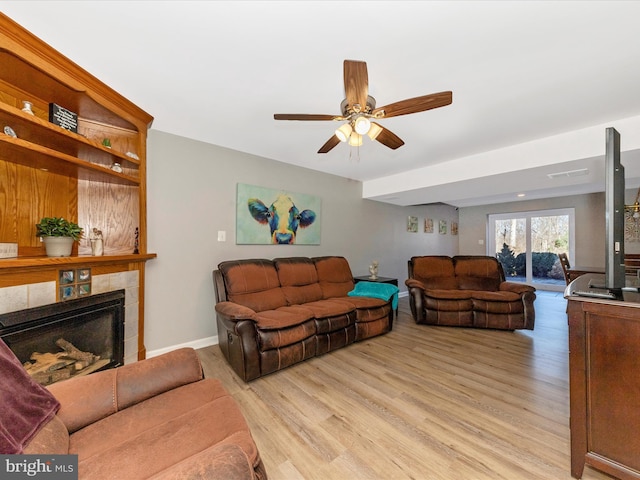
[198, 292, 612, 480]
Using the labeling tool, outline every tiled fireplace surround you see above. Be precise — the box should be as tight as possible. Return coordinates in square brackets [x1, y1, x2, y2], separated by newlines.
[0, 270, 140, 365]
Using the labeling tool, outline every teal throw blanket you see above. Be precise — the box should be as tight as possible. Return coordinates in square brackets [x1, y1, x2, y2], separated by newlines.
[348, 281, 399, 310]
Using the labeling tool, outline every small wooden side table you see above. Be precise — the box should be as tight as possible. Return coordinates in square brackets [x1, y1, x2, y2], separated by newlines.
[353, 276, 399, 317]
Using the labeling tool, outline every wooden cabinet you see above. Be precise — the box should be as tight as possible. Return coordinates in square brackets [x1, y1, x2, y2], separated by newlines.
[0, 13, 156, 358]
[0, 13, 153, 260]
[566, 274, 640, 479]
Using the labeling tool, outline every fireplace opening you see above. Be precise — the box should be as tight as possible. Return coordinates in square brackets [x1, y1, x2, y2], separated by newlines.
[0, 289, 125, 386]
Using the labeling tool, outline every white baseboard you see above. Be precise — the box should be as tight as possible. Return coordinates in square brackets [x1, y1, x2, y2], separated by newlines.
[146, 335, 219, 358]
[147, 294, 406, 358]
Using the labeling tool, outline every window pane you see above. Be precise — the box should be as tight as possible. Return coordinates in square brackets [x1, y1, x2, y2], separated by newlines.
[495, 218, 526, 282]
[531, 215, 569, 286]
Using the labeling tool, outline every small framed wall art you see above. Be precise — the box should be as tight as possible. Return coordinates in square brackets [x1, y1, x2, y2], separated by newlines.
[407, 216, 418, 233]
[424, 218, 434, 233]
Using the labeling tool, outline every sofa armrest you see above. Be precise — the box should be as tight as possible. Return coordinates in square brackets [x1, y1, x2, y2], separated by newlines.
[215, 301, 258, 322]
[405, 278, 425, 291]
[405, 279, 426, 323]
[499, 282, 536, 295]
[48, 348, 204, 434]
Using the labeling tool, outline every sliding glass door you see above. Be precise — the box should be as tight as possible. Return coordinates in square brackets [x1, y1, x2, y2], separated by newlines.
[488, 208, 574, 291]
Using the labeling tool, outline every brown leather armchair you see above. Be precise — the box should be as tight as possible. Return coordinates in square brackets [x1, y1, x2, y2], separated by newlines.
[9, 346, 267, 479]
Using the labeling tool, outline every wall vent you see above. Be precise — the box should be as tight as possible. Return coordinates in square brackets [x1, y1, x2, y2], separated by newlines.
[547, 168, 589, 179]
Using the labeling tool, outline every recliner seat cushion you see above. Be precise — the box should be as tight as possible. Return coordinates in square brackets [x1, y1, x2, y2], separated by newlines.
[69, 379, 260, 479]
[471, 290, 524, 314]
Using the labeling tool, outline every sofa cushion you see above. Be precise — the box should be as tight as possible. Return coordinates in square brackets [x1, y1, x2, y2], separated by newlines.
[0, 338, 60, 454]
[410, 256, 459, 290]
[69, 379, 261, 479]
[424, 289, 472, 300]
[424, 296, 474, 312]
[149, 443, 256, 480]
[332, 296, 390, 322]
[219, 259, 287, 312]
[471, 291, 524, 314]
[454, 256, 503, 291]
[313, 256, 355, 298]
[254, 305, 315, 329]
[298, 299, 354, 319]
[274, 257, 323, 304]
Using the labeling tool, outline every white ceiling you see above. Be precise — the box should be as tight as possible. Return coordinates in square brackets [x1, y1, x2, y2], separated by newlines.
[4, 1, 640, 207]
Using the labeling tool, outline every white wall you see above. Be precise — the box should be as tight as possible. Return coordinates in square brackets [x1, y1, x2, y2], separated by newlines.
[145, 131, 458, 353]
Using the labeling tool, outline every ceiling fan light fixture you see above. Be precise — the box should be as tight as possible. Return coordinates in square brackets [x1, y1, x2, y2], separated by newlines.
[335, 123, 352, 142]
[348, 132, 363, 147]
[354, 115, 371, 135]
[367, 122, 383, 141]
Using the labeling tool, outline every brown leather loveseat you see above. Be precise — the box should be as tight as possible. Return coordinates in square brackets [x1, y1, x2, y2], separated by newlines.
[2, 343, 267, 480]
[406, 255, 536, 330]
[213, 256, 394, 381]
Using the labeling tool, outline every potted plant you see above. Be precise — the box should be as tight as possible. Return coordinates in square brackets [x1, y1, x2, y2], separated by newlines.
[36, 217, 83, 257]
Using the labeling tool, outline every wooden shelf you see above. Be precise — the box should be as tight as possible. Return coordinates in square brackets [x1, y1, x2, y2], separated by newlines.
[0, 253, 157, 271]
[0, 134, 140, 185]
[0, 48, 143, 131]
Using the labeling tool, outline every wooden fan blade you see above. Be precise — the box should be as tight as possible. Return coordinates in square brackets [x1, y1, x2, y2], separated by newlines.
[373, 91, 452, 118]
[372, 123, 405, 150]
[343, 60, 368, 112]
[318, 135, 340, 154]
[274, 114, 337, 121]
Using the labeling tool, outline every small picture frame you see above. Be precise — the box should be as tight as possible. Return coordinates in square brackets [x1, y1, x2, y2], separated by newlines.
[451, 222, 459, 235]
[407, 216, 418, 233]
[439, 220, 447, 235]
[424, 218, 434, 233]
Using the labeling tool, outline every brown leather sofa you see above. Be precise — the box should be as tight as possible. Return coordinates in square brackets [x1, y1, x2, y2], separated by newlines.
[406, 255, 536, 330]
[213, 256, 394, 381]
[15, 347, 267, 479]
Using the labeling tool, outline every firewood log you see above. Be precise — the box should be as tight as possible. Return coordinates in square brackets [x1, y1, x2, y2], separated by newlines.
[55, 338, 99, 365]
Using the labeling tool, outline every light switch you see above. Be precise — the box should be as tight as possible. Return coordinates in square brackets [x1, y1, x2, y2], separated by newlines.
[217, 230, 226, 242]
[478, 239, 484, 245]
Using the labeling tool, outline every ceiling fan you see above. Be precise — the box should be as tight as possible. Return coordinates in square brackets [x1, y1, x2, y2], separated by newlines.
[274, 59, 452, 154]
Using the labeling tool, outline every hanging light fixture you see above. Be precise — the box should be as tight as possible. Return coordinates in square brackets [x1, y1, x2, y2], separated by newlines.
[625, 187, 640, 219]
[348, 132, 363, 147]
[335, 123, 352, 143]
[366, 122, 383, 141]
[353, 115, 371, 135]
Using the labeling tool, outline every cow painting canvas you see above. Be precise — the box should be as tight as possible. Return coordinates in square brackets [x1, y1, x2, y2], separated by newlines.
[236, 183, 321, 245]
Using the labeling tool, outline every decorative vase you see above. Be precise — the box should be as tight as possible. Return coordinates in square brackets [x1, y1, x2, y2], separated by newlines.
[90, 238, 104, 256]
[369, 261, 379, 280]
[43, 236, 74, 257]
[21, 101, 34, 115]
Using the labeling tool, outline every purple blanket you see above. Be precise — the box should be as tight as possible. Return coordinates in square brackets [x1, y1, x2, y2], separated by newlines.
[0, 339, 60, 453]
